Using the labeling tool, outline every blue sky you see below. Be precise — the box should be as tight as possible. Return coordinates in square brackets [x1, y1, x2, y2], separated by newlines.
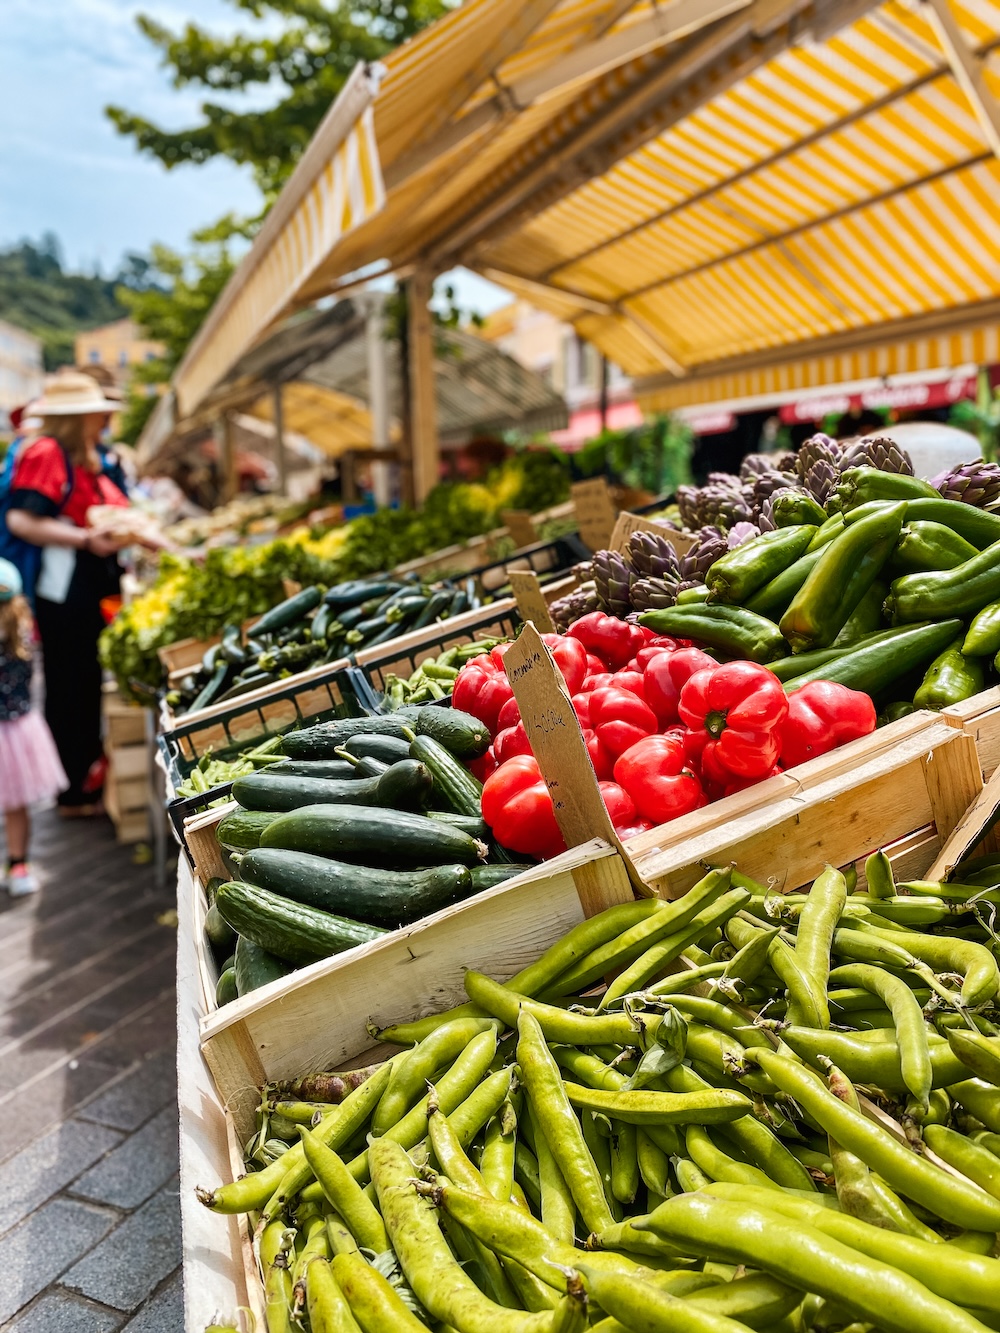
[0, 0, 507, 312]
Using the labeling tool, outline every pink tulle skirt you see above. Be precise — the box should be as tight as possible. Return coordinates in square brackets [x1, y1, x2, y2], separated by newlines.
[0, 711, 68, 811]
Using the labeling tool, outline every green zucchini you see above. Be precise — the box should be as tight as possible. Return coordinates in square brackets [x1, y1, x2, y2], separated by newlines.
[282, 716, 414, 760]
[218, 882, 386, 965]
[204, 901, 237, 956]
[216, 808, 284, 852]
[216, 967, 238, 1006]
[426, 811, 489, 839]
[232, 771, 382, 813]
[409, 733, 482, 817]
[470, 864, 533, 890]
[239, 847, 474, 929]
[233, 935, 293, 996]
[250, 586, 323, 637]
[341, 734, 413, 764]
[410, 707, 491, 760]
[375, 759, 434, 810]
[260, 803, 485, 868]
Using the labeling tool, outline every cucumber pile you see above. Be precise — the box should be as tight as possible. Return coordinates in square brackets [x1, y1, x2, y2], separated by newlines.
[166, 573, 485, 716]
[207, 706, 532, 1006]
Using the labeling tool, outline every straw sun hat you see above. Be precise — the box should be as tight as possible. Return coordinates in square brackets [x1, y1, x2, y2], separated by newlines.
[32, 371, 120, 416]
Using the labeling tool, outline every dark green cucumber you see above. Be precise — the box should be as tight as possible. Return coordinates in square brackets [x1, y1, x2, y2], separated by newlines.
[267, 759, 361, 781]
[470, 864, 533, 890]
[216, 967, 238, 1006]
[250, 586, 323, 637]
[218, 882, 386, 965]
[232, 771, 382, 813]
[411, 707, 490, 760]
[282, 716, 414, 760]
[233, 935, 293, 995]
[409, 733, 482, 817]
[341, 734, 413, 764]
[426, 811, 489, 839]
[260, 803, 485, 868]
[375, 759, 434, 810]
[205, 876, 225, 906]
[411, 589, 453, 630]
[204, 901, 237, 956]
[239, 847, 473, 929]
[217, 808, 284, 852]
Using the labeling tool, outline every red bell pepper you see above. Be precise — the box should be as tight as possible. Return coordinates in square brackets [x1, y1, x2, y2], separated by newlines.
[452, 654, 514, 735]
[678, 661, 788, 780]
[496, 696, 521, 732]
[609, 668, 645, 700]
[468, 746, 497, 784]
[481, 755, 566, 860]
[567, 612, 646, 671]
[582, 672, 614, 693]
[585, 653, 606, 677]
[613, 734, 705, 825]
[589, 687, 658, 761]
[540, 633, 589, 695]
[584, 728, 615, 781]
[642, 646, 716, 728]
[494, 721, 532, 765]
[599, 781, 653, 840]
[572, 692, 593, 728]
[778, 681, 876, 770]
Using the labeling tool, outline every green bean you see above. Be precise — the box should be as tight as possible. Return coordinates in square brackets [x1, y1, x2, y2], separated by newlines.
[599, 888, 750, 1011]
[827, 963, 932, 1105]
[198, 1061, 393, 1216]
[636, 1132, 672, 1201]
[578, 1263, 747, 1333]
[868, 1175, 942, 1242]
[372, 1016, 499, 1135]
[859, 897, 958, 927]
[823, 1064, 898, 1229]
[261, 1219, 295, 1333]
[325, 1212, 360, 1256]
[464, 969, 653, 1046]
[291, 1214, 330, 1295]
[553, 871, 734, 996]
[513, 1140, 543, 1213]
[728, 916, 826, 1029]
[580, 1104, 622, 1223]
[642, 1193, 994, 1333]
[563, 1080, 750, 1126]
[794, 865, 847, 1026]
[551, 1049, 682, 1160]
[776, 1026, 968, 1094]
[329, 1252, 425, 1332]
[949, 1077, 1000, 1132]
[846, 919, 1000, 1007]
[656, 995, 769, 1044]
[532, 1107, 576, 1243]
[705, 1181, 1000, 1314]
[271, 1099, 335, 1125]
[684, 1124, 778, 1189]
[901, 879, 1000, 903]
[865, 849, 896, 899]
[610, 1121, 639, 1207]
[516, 1010, 615, 1233]
[306, 1258, 361, 1333]
[480, 1098, 518, 1204]
[706, 926, 777, 1000]
[446, 1066, 517, 1148]
[346, 1029, 498, 1184]
[751, 1048, 1000, 1231]
[925, 1124, 1000, 1199]
[370, 1139, 549, 1333]
[299, 1129, 389, 1253]
[683, 1024, 774, 1096]
[672, 1156, 711, 1192]
[644, 960, 729, 997]
[592, 1271, 803, 1333]
[946, 1028, 1000, 1086]
[972, 1130, 1000, 1157]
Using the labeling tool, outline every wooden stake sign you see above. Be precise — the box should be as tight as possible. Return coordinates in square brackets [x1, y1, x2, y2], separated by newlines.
[504, 622, 648, 893]
[571, 478, 618, 551]
[501, 509, 539, 549]
[508, 570, 554, 634]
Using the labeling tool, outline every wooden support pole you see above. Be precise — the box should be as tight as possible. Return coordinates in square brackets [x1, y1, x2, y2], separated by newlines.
[408, 268, 439, 505]
[214, 414, 236, 503]
[923, 0, 1000, 158]
[272, 381, 287, 496]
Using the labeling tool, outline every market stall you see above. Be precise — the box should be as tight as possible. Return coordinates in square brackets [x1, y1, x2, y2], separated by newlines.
[137, 2, 1000, 1329]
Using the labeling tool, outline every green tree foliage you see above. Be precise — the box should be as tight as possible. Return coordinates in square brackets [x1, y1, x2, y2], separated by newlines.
[0, 234, 130, 368]
[107, 0, 456, 200]
[115, 217, 249, 443]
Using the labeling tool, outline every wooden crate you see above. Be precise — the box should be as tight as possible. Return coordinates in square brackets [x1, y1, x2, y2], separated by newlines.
[355, 598, 519, 695]
[942, 684, 1000, 779]
[102, 687, 147, 747]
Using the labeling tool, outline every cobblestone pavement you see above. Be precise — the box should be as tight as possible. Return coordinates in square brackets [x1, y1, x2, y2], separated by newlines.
[0, 808, 182, 1331]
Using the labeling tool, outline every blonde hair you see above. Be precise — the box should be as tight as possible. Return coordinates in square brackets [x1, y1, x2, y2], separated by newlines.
[39, 414, 92, 465]
[0, 595, 33, 662]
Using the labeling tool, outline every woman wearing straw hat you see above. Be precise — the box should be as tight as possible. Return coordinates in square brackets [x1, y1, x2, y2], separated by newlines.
[2, 372, 158, 816]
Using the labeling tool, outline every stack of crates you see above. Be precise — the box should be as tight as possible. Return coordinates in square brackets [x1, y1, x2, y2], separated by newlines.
[102, 684, 151, 843]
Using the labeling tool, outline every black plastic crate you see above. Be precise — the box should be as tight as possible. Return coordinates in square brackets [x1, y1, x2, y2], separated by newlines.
[351, 602, 522, 712]
[459, 534, 590, 598]
[161, 660, 369, 845]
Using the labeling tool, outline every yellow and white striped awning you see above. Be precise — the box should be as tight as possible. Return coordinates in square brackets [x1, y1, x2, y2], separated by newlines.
[167, 0, 1000, 427]
[171, 67, 385, 419]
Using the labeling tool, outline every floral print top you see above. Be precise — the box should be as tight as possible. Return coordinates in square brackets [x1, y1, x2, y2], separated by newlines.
[0, 645, 31, 722]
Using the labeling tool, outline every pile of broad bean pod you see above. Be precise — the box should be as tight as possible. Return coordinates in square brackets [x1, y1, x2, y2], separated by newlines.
[198, 854, 1000, 1333]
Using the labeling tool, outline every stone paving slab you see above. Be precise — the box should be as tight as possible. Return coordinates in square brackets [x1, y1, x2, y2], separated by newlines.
[0, 808, 182, 1332]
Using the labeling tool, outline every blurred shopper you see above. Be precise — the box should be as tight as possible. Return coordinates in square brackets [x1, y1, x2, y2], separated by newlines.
[0, 559, 67, 895]
[0, 373, 131, 816]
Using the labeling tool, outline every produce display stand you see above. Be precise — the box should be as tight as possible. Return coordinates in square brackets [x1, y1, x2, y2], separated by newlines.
[392, 499, 577, 581]
[176, 839, 631, 1329]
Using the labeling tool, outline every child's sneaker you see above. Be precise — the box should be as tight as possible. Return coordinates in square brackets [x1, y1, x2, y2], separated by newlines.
[6, 864, 40, 897]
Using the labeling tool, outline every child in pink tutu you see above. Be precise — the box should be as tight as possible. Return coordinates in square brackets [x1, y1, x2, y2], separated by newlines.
[0, 558, 67, 895]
